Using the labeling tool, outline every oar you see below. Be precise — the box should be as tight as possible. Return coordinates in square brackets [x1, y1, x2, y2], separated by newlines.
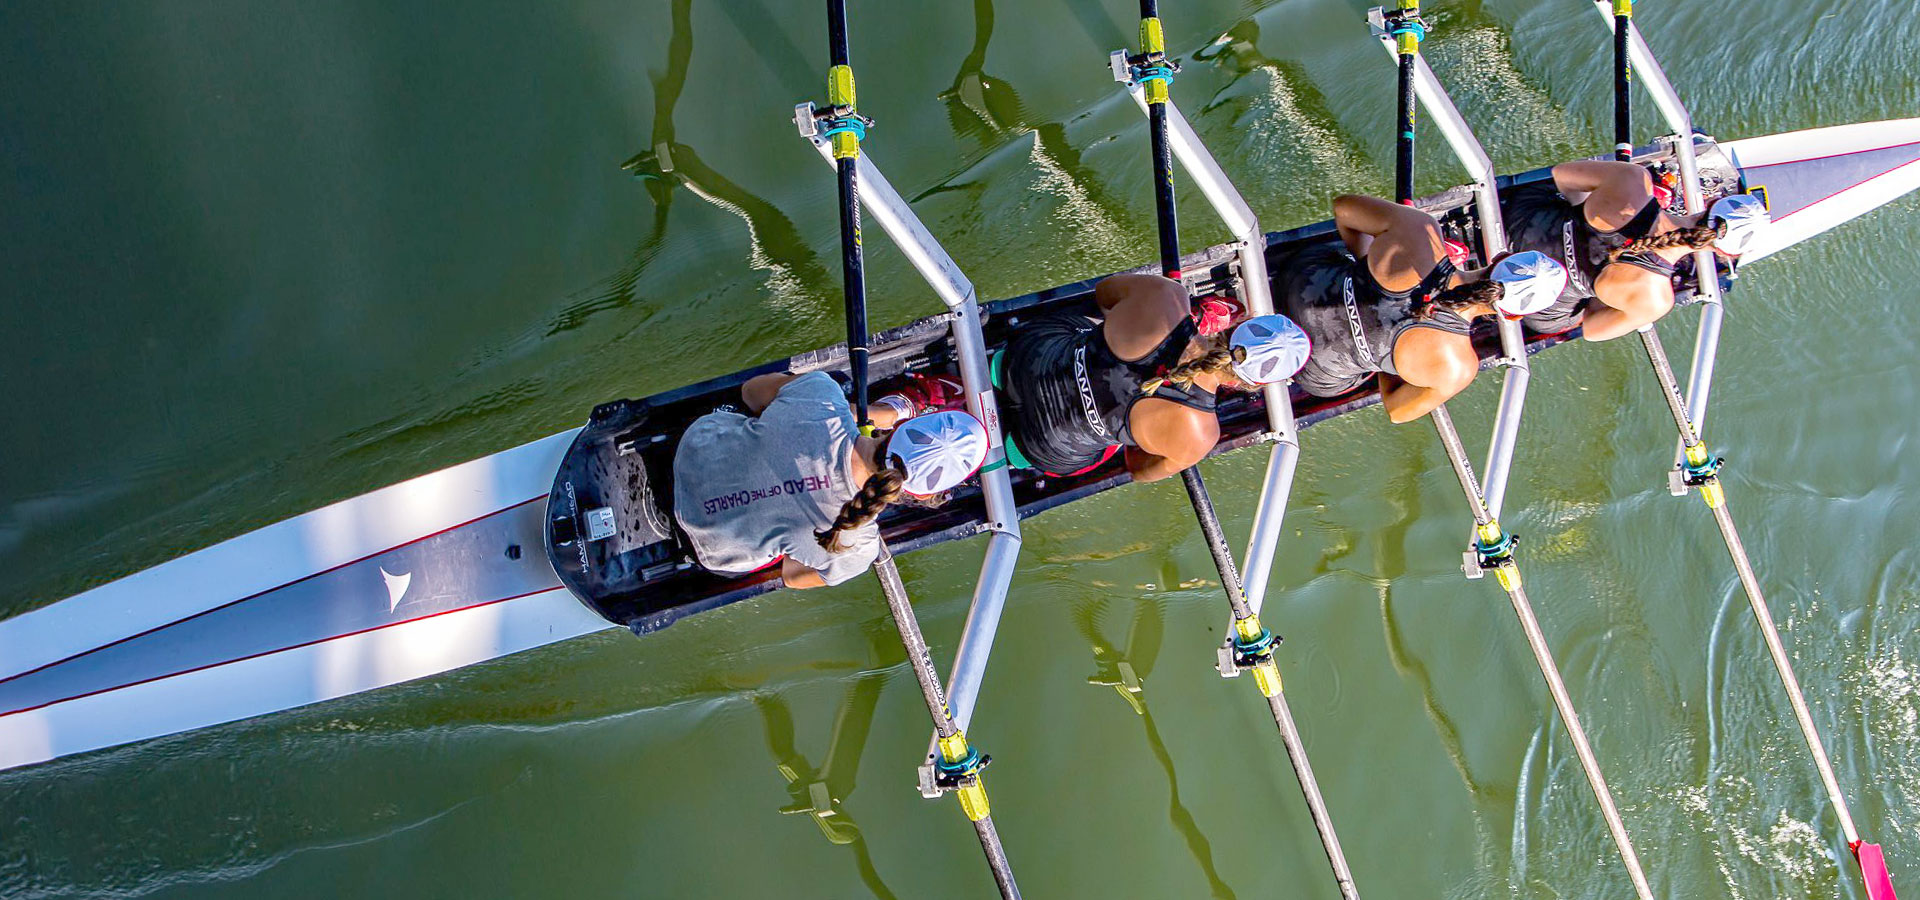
[1388, 5, 1655, 897]
[1610, 8, 1896, 893]
[1638, 330, 1896, 898]
[1127, 5, 1360, 898]
[819, 5, 1022, 897]
[826, 0, 872, 432]
[1611, 0, 1633, 162]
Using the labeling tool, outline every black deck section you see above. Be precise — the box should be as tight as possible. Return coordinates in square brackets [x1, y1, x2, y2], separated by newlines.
[550, 144, 1743, 635]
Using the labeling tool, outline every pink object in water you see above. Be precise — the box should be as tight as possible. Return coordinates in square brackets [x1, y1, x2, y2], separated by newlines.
[1855, 842, 1898, 900]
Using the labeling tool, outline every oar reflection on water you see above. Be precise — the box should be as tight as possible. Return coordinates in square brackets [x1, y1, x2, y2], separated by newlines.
[1074, 594, 1237, 900]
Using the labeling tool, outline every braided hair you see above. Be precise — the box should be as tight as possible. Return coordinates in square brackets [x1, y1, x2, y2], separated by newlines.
[816, 467, 906, 553]
[1140, 334, 1242, 395]
[1608, 223, 1719, 262]
[1410, 279, 1502, 320]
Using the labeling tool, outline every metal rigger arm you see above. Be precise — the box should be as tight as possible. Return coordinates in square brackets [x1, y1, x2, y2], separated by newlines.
[1363, 7, 1531, 520]
[798, 6, 1023, 893]
[1104, 59, 1303, 621]
[1110, 7, 1359, 897]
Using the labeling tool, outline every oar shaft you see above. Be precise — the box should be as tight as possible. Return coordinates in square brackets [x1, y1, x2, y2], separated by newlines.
[1150, 104, 1183, 276]
[1131, 10, 1360, 896]
[1711, 501, 1861, 844]
[1182, 469, 1254, 621]
[838, 161, 869, 424]
[1426, 406, 1491, 529]
[826, 0, 869, 426]
[827, 0, 851, 67]
[1392, 2, 1420, 203]
[1638, 329, 1865, 846]
[873, 552, 1023, 898]
[1612, 0, 1633, 161]
[1430, 407, 1654, 899]
[1505, 581, 1656, 899]
[1268, 693, 1361, 900]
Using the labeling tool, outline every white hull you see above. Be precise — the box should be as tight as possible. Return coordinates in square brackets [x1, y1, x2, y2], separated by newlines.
[5, 119, 1919, 774]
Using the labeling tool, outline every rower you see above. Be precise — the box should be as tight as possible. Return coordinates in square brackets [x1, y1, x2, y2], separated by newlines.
[671, 370, 988, 589]
[1274, 194, 1568, 422]
[995, 274, 1308, 482]
[1503, 161, 1770, 340]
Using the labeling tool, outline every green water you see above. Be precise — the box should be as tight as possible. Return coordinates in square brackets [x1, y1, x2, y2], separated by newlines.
[4, 1, 1918, 897]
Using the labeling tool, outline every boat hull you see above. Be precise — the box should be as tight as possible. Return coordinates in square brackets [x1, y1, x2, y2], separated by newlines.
[4, 119, 1917, 773]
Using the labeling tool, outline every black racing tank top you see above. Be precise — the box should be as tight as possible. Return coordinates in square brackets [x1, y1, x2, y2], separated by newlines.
[1503, 181, 1665, 334]
[1001, 314, 1217, 474]
[1276, 243, 1473, 398]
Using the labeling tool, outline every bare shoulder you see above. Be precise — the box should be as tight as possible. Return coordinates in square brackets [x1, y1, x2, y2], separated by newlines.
[1392, 328, 1478, 391]
[1129, 398, 1218, 469]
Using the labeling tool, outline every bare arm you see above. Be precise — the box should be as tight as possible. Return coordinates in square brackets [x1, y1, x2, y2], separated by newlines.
[1333, 194, 1444, 292]
[741, 373, 800, 415]
[780, 557, 827, 590]
[1582, 267, 1676, 341]
[1551, 160, 1652, 225]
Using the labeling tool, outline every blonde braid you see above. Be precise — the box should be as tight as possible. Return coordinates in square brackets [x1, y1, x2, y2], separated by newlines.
[1140, 335, 1241, 395]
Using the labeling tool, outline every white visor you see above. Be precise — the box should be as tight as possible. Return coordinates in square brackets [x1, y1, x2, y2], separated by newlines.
[1228, 315, 1311, 385]
[1708, 193, 1770, 257]
[1489, 251, 1570, 317]
[888, 410, 989, 496]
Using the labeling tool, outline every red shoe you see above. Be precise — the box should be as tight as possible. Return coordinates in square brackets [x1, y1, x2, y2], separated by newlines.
[1192, 294, 1244, 336]
[1442, 238, 1473, 270]
[896, 373, 968, 415]
[1652, 181, 1676, 212]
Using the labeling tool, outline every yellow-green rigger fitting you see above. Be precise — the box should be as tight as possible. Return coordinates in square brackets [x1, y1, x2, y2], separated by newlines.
[1612, 0, 1633, 17]
[826, 65, 860, 160]
[936, 732, 992, 821]
[1139, 17, 1165, 55]
[1681, 442, 1726, 508]
[1475, 519, 1522, 590]
[1391, 3, 1425, 55]
[1231, 615, 1284, 698]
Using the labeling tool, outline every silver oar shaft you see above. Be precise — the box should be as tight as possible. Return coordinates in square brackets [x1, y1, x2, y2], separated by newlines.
[1268, 692, 1361, 899]
[873, 551, 1023, 899]
[1186, 466, 1361, 899]
[1428, 406, 1655, 900]
[1639, 327, 1862, 846]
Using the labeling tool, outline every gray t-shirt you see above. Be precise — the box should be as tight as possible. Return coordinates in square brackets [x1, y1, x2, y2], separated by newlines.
[672, 371, 879, 586]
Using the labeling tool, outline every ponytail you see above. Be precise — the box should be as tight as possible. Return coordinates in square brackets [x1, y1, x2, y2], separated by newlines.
[1412, 279, 1502, 320]
[1609, 224, 1718, 262]
[817, 468, 905, 553]
[1140, 334, 1242, 395]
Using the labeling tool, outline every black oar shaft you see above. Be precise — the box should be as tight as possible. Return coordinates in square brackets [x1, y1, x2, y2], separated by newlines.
[826, 0, 868, 427]
[817, 7, 1019, 894]
[827, 0, 851, 67]
[1150, 104, 1182, 277]
[873, 553, 1023, 898]
[1392, 3, 1420, 204]
[837, 161, 869, 424]
[1612, 0, 1633, 161]
[1133, 10, 1359, 899]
